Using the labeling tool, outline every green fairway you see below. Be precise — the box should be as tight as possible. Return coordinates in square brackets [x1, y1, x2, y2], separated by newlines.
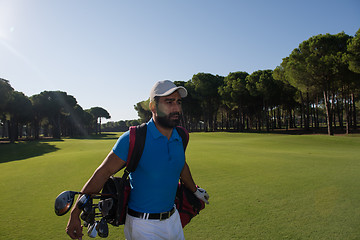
[0, 132, 359, 239]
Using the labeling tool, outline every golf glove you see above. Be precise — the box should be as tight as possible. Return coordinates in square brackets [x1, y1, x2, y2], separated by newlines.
[194, 187, 209, 204]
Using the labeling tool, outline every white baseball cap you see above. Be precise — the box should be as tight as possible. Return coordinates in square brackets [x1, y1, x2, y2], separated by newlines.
[150, 80, 187, 101]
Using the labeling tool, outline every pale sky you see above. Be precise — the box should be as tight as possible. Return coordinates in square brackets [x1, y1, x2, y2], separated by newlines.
[1, 0, 359, 121]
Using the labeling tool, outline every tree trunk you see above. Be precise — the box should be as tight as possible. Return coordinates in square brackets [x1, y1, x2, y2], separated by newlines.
[299, 92, 304, 128]
[311, 103, 315, 128]
[95, 119, 99, 135]
[99, 117, 102, 134]
[2, 120, 7, 138]
[221, 112, 224, 131]
[226, 112, 230, 131]
[33, 119, 40, 140]
[351, 93, 357, 130]
[52, 115, 61, 139]
[323, 90, 334, 135]
[19, 124, 23, 139]
[305, 92, 310, 131]
[265, 103, 270, 132]
[240, 108, 244, 132]
[315, 97, 319, 129]
[8, 119, 17, 143]
[289, 108, 293, 128]
[336, 96, 344, 130]
[7, 120, 12, 142]
[277, 108, 281, 129]
[345, 95, 350, 134]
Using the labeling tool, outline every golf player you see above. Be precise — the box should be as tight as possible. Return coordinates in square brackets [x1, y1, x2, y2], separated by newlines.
[66, 80, 209, 240]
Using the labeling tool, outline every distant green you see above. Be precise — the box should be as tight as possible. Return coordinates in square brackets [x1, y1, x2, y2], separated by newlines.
[0, 132, 359, 240]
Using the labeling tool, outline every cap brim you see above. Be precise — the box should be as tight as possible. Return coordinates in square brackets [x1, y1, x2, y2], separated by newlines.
[156, 86, 187, 98]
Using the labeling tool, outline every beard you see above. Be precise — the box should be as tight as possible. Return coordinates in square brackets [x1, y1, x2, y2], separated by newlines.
[155, 112, 181, 129]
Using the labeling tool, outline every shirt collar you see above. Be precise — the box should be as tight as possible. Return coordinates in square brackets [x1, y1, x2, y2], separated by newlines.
[147, 118, 181, 142]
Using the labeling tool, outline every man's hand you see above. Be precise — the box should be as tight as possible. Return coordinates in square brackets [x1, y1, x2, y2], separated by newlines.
[194, 187, 209, 204]
[66, 213, 83, 240]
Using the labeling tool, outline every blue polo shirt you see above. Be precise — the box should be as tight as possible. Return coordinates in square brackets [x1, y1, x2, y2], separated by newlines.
[112, 119, 185, 213]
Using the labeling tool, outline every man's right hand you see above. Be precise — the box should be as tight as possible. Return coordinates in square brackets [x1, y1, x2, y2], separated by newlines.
[66, 213, 83, 240]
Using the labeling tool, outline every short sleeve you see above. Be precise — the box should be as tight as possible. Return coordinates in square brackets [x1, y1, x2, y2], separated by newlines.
[112, 131, 130, 162]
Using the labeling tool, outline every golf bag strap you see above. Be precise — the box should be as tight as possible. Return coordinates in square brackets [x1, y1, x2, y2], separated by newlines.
[176, 126, 189, 150]
[124, 123, 147, 176]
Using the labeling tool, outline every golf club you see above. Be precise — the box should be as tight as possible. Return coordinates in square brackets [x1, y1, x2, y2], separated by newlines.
[83, 220, 91, 228]
[77, 194, 92, 210]
[81, 210, 103, 222]
[83, 204, 94, 214]
[87, 221, 98, 238]
[54, 191, 81, 216]
[97, 217, 109, 238]
[98, 198, 114, 216]
[81, 208, 96, 225]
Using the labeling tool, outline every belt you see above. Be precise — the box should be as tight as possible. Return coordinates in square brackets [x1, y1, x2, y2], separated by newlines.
[127, 207, 175, 220]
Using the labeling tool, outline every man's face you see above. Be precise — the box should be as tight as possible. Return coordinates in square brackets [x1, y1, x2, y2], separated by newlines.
[154, 91, 183, 129]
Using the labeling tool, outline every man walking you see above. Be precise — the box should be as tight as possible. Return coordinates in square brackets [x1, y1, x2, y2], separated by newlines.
[66, 80, 209, 239]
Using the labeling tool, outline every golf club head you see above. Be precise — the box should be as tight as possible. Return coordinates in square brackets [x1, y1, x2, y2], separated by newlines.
[83, 220, 90, 228]
[77, 194, 92, 210]
[97, 218, 109, 238]
[54, 191, 79, 216]
[83, 204, 94, 214]
[87, 221, 98, 238]
[98, 198, 113, 216]
[81, 209, 95, 225]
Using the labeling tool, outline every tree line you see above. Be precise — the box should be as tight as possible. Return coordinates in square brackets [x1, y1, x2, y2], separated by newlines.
[0, 81, 111, 143]
[1, 29, 359, 140]
[131, 30, 360, 135]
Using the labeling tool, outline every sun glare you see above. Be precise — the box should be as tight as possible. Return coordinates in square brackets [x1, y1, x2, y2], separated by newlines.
[0, 1, 17, 40]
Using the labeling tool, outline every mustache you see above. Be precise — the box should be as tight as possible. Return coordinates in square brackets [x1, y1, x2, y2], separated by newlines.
[169, 112, 181, 117]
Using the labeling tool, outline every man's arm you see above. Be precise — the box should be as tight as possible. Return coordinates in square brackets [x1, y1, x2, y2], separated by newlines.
[79, 151, 126, 194]
[66, 151, 126, 239]
[180, 161, 197, 193]
[180, 161, 209, 204]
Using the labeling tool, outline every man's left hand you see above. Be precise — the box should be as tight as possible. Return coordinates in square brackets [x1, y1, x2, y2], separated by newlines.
[194, 187, 209, 204]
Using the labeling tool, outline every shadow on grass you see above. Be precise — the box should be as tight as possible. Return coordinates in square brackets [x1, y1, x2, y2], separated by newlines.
[0, 141, 60, 163]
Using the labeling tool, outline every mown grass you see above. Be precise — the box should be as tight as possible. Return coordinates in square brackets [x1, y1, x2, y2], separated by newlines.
[0, 132, 359, 239]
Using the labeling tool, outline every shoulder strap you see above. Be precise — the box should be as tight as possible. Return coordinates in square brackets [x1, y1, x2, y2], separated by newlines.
[123, 123, 147, 176]
[175, 126, 189, 151]
[122, 124, 188, 178]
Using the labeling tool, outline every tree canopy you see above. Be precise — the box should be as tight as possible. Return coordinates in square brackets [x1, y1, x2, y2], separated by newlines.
[0, 81, 111, 142]
[88, 107, 111, 134]
[282, 32, 357, 135]
[347, 28, 360, 74]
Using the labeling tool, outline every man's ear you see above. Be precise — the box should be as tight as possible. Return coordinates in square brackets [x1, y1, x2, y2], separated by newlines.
[149, 100, 156, 113]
